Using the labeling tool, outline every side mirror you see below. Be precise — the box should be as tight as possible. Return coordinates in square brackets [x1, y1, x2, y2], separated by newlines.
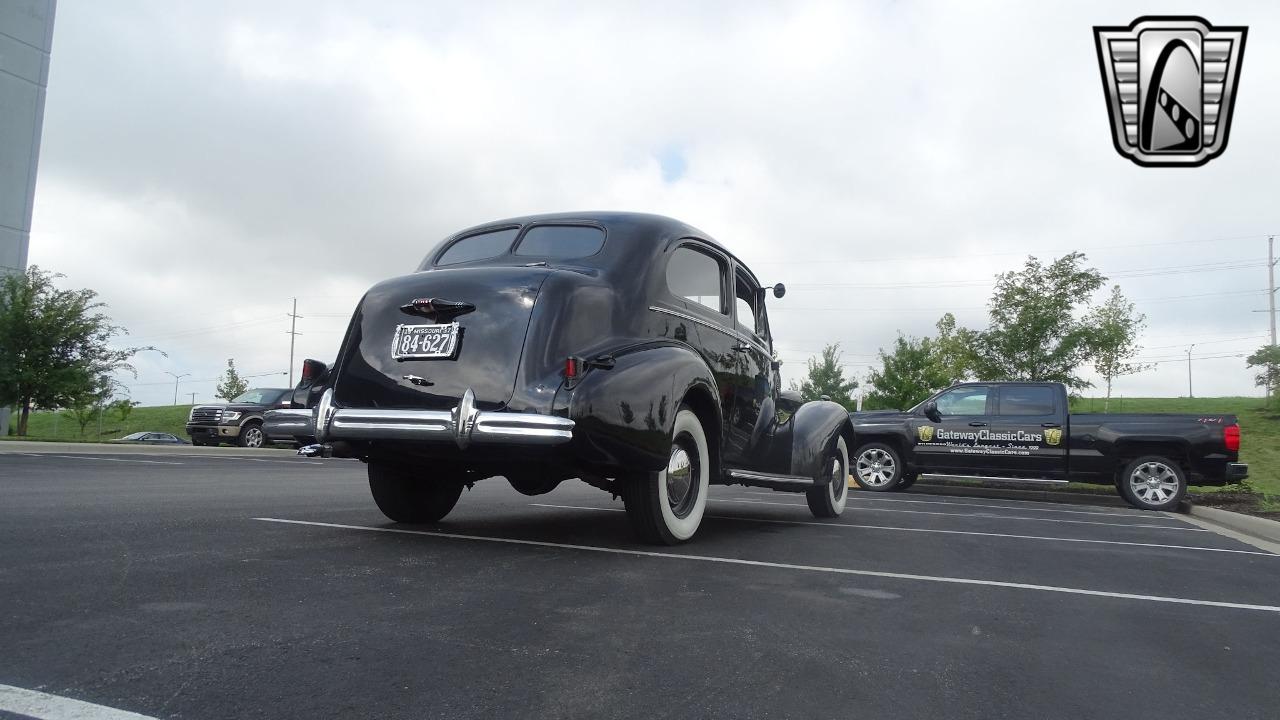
[772, 283, 786, 299]
[923, 400, 942, 423]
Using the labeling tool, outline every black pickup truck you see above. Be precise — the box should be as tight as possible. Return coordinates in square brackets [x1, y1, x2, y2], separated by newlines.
[848, 382, 1247, 510]
[186, 388, 296, 448]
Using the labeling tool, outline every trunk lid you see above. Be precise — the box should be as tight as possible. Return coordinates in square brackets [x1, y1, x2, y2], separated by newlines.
[334, 266, 551, 411]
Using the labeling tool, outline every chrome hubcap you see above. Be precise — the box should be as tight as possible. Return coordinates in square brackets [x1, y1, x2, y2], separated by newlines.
[856, 449, 896, 486]
[666, 436, 699, 518]
[1129, 462, 1180, 505]
[829, 456, 846, 500]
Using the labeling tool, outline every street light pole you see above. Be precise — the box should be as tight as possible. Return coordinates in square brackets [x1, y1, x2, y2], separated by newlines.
[165, 372, 190, 406]
[1186, 344, 1196, 399]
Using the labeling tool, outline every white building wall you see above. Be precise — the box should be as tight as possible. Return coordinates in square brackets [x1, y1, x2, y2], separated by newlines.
[0, 0, 56, 435]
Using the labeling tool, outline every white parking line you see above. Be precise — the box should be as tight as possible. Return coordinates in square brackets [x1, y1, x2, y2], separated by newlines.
[44, 455, 184, 466]
[529, 503, 1277, 558]
[0, 684, 159, 720]
[716, 498, 1204, 531]
[253, 517, 1280, 614]
[745, 490, 1147, 519]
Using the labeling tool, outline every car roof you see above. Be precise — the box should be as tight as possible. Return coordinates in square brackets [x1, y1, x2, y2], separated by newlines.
[423, 211, 764, 286]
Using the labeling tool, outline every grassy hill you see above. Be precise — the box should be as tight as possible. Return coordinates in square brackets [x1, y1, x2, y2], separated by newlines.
[4, 405, 194, 442]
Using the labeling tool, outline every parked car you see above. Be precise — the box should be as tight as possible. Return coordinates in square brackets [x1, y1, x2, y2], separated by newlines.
[266, 211, 854, 543]
[112, 432, 189, 445]
[186, 388, 296, 448]
[848, 381, 1247, 510]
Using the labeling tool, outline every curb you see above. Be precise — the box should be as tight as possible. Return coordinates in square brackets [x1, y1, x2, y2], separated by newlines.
[0, 441, 296, 456]
[1182, 504, 1280, 549]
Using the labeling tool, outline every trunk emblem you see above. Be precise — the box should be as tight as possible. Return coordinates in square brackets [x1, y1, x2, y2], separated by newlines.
[400, 297, 476, 321]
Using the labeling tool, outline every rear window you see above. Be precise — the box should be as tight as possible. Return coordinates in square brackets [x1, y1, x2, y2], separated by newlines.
[436, 228, 519, 266]
[513, 225, 605, 259]
[998, 386, 1057, 416]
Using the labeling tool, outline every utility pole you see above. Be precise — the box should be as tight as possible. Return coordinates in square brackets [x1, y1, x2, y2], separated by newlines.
[287, 298, 303, 387]
[165, 372, 190, 406]
[189, 392, 197, 405]
[1270, 236, 1277, 347]
[1186, 344, 1196, 398]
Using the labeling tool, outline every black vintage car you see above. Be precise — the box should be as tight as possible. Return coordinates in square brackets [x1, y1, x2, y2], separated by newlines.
[265, 212, 854, 543]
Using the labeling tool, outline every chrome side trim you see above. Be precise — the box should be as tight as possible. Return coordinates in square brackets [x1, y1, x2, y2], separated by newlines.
[727, 468, 813, 485]
[262, 408, 314, 437]
[920, 474, 1069, 485]
[648, 305, 771, 356]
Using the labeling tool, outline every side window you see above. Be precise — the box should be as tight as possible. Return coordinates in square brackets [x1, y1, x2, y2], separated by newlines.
[998, 386, 1057, 416]
[666, 246, 726, 314]
[935, 386, 990, 416]
[734, 272, 762, 338]
[435, 227, 520, 266]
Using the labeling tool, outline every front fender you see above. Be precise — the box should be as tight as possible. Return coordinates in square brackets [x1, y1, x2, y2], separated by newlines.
[563, 342, 718, 472]
[788, 400, 851, 479]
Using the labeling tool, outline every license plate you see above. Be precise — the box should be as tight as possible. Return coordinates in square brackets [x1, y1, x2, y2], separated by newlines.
[392, 322, 460, 360]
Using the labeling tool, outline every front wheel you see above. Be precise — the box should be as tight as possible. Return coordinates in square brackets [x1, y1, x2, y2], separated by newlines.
[622, 406, 710, 545]
[807, 436, 849, 518]
[237, 423, 265, 448]
[368, 463, 464, 523]
[850, 442, 903, 491]
[1117, 456, 1187, 511]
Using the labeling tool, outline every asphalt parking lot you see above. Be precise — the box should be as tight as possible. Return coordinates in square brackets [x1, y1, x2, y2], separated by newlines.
[2, 449, 1278, 719]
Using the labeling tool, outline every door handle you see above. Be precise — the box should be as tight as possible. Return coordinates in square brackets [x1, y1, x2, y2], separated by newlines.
[732, 343, 751, 353]
[1041, 423, 1061, 428]
[968, 421, 987, 427]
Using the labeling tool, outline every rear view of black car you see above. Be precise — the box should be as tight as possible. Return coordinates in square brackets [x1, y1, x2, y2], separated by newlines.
[267, 212, 857, 544]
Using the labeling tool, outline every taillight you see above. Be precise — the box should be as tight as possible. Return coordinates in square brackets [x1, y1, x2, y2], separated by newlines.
[1224, 424, 1240, 452]
[301, 358, 326, 383]
[564, 357, 579, 379]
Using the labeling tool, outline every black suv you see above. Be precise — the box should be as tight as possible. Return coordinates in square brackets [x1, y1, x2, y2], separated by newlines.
[186, 388, 295, 448]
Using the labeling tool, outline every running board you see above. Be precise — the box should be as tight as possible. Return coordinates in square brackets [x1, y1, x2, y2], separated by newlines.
[725, 468, 818, 491]
[920, 474, 1069, 485]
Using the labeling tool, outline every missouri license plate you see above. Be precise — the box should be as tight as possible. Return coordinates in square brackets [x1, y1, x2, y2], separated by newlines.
[391, 322, 460, 360]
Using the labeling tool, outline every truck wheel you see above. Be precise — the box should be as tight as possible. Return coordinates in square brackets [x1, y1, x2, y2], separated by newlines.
[368, 463, 464, 523]
[622, 406, 709, 545]
[851, 442, 902, 491]
[1118, 456, 1187, 511]
[237, 423, 265, 448]
[806, 435, 849, 518]
[895, 473, 918, 491]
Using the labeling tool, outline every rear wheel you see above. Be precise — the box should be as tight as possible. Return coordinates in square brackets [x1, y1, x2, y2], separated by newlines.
[368, 463, 464, 523]
[1117, 455, 1187, 511]
[807, 436, 849, 518]
[851, 442, 902, 491]
[622, 406, 710, 545]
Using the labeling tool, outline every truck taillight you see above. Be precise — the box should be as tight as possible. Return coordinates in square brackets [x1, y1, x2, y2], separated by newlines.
[1225, 424, 1240, 452]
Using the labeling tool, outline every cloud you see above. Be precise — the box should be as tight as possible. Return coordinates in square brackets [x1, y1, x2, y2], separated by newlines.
[28, 0, 1279, 405]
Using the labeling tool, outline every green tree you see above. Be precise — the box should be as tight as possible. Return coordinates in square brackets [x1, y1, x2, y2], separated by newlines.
[64, 403, 99, 437]
[865, 334, 955, 410]
[1246, 345, 1280, 406]
[216, 358, 248, 400]
[791, 343, 858, 409]
[112, 398, 140, 423]
[1087, 285, 1149, 411]
[972, 253, 1106, 391]
[0, 267, 155, 436]
[933, 312, 978, 382]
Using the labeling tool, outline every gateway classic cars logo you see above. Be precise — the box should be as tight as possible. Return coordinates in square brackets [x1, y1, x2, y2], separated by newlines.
[917, 425, 934, 442]
[916, 427, 1044, 444]
[1093, 16, 1247, 167]
[1045, 427, 1063, 446]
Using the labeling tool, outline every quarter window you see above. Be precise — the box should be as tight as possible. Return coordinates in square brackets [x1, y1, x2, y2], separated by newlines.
[998, 386, 1057, 416]
[666, 246, 726, 314]
[435, 228, 519, 266]
[734, 273, 762, 337]
[935, 386, 990, 416]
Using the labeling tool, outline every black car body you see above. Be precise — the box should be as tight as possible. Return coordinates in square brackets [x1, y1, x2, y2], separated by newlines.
[186, 388, 295, 448]
[848, 381, 1247, 510]
[266, 212, 854, 543]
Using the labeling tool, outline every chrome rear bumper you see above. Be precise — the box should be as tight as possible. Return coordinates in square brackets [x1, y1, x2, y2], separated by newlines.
[263, 387, 574, 452]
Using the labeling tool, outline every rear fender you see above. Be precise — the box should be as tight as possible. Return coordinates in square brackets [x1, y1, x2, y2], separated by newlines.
[563, 342, 719, 472]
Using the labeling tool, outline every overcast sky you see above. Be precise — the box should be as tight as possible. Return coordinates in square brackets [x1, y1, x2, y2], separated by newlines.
[27, 0, 1280, 407]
